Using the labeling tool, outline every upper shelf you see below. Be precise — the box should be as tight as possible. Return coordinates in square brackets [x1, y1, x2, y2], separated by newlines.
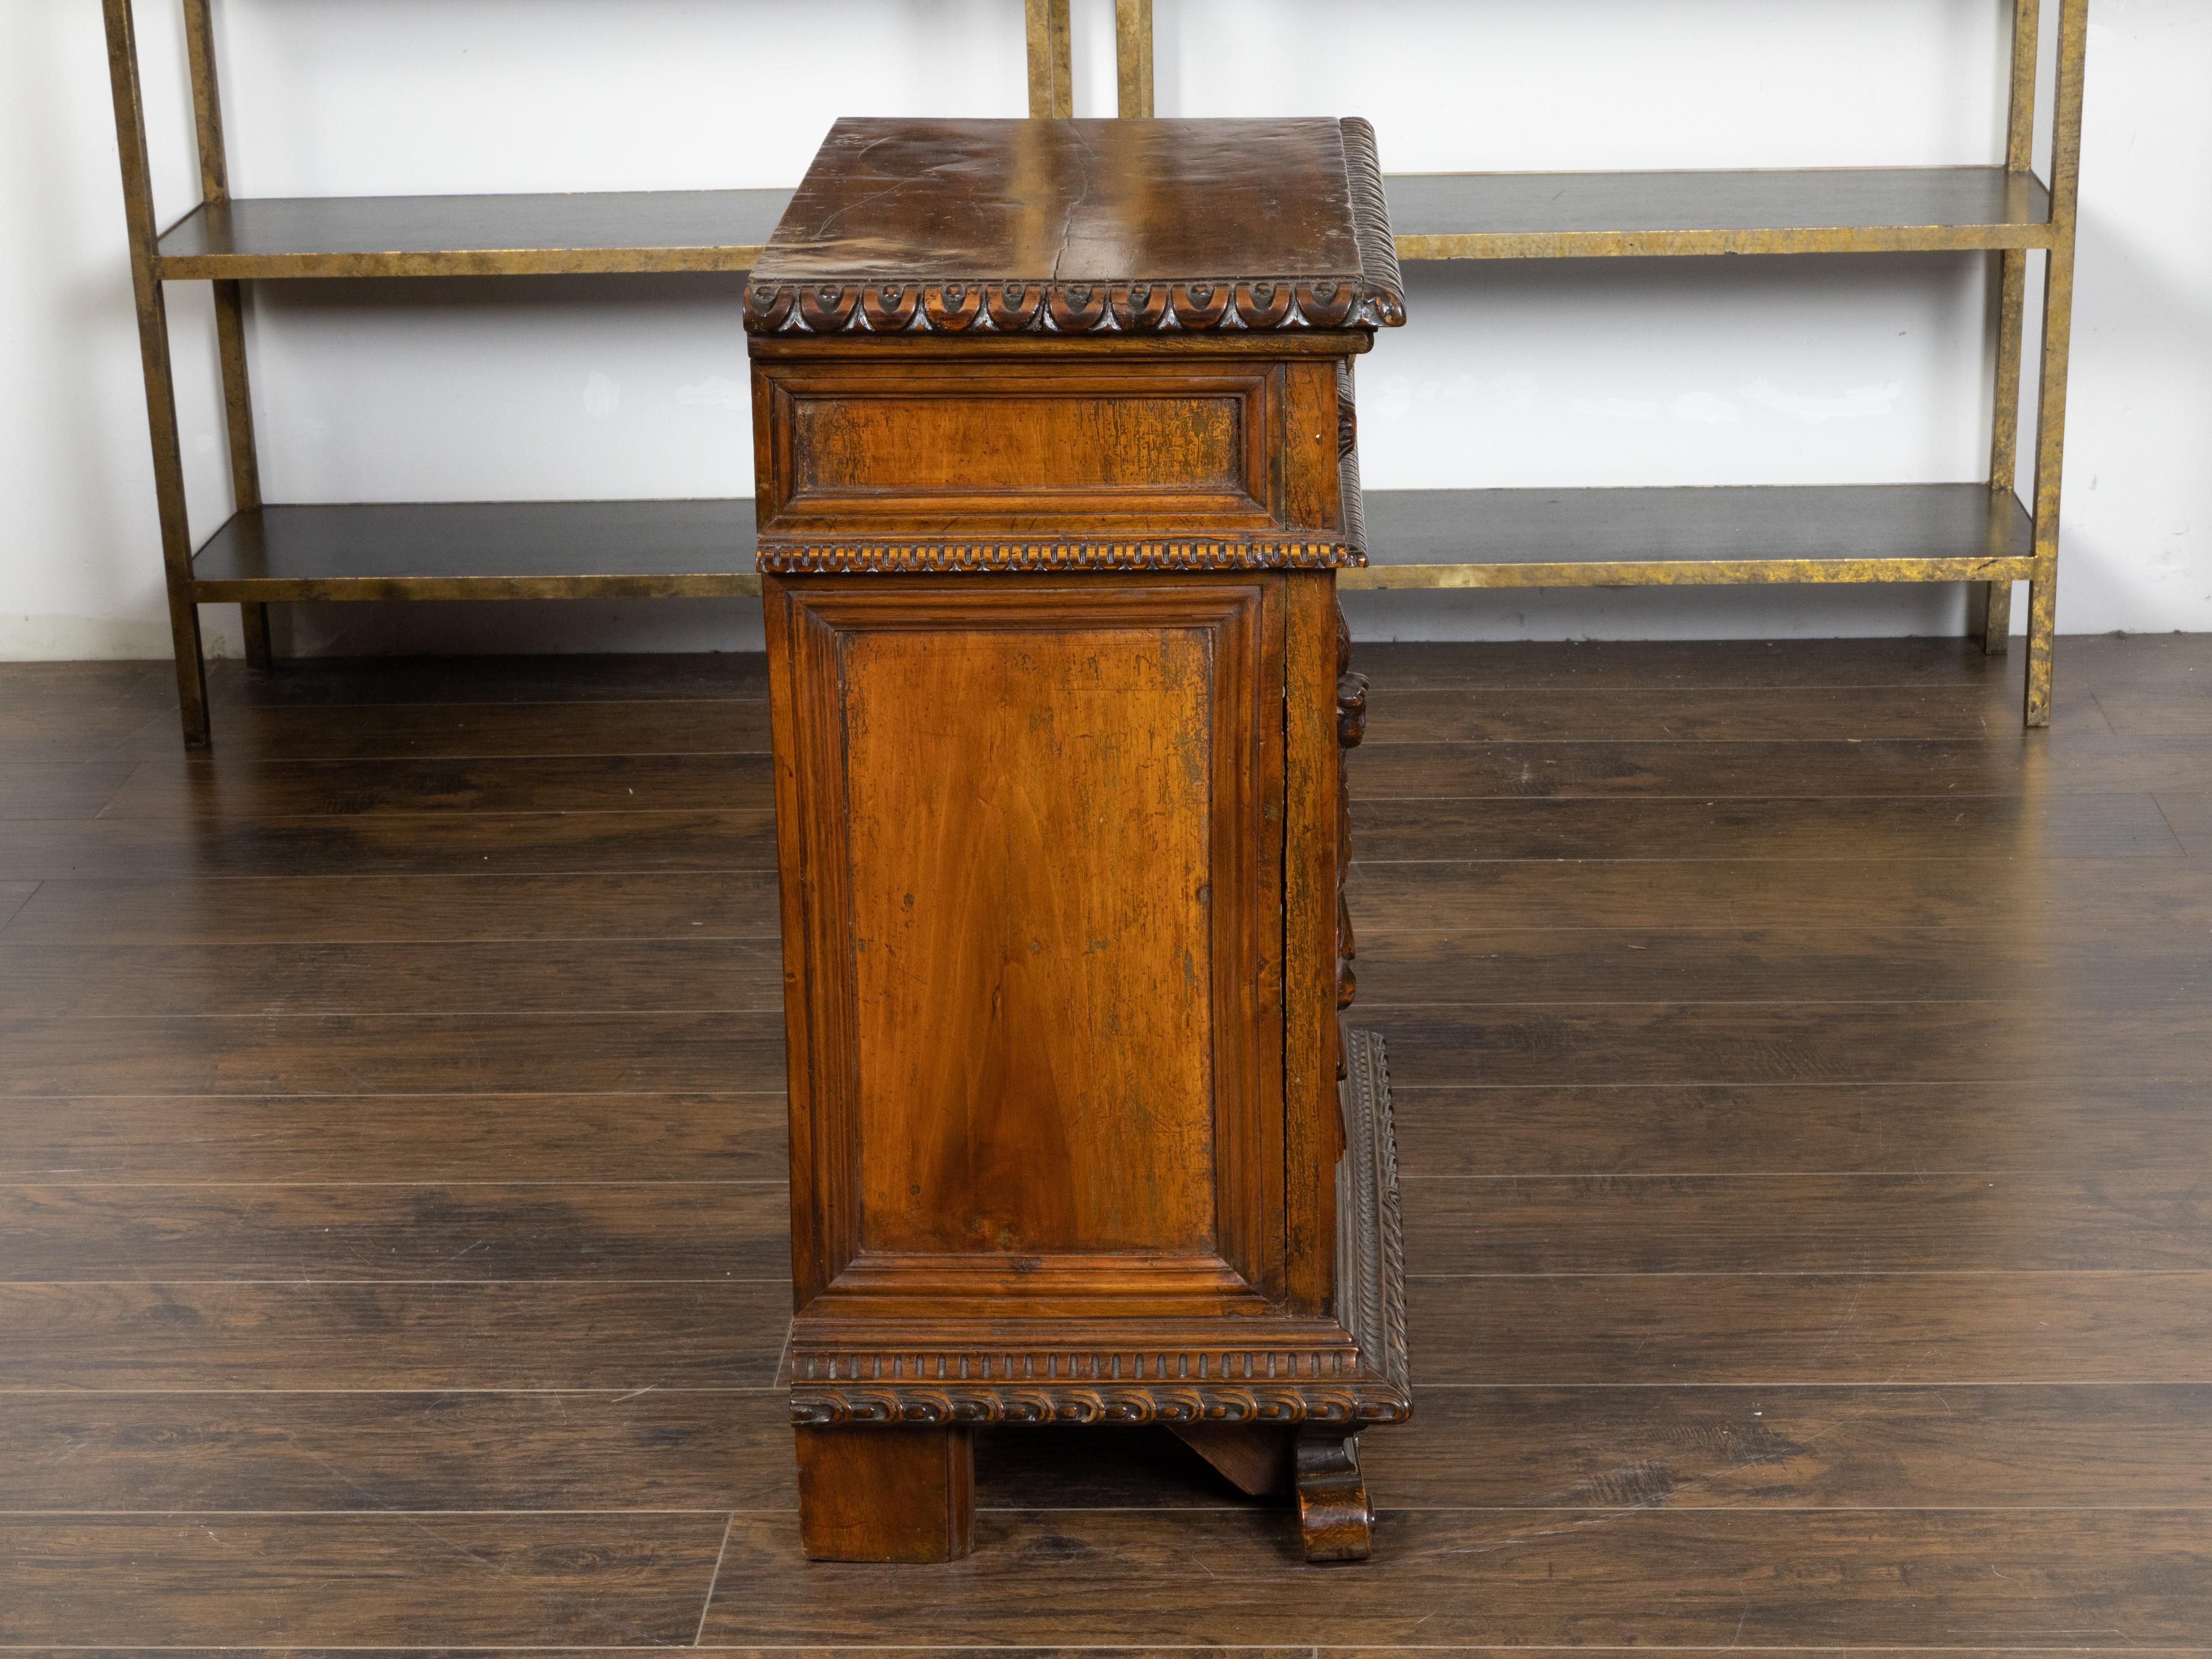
[155, 188, 796, 279]
[1385, 167, 2054, 259]
[151, 167, 2054, 278]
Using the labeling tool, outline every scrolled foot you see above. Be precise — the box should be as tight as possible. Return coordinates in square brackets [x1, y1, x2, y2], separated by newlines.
[1293, 1429, 1374, 1563]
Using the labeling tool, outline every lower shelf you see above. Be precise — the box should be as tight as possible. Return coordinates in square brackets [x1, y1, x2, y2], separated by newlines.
[189, 500, 761, 600]
[1343, 483, 2036, 589]
[185, 486, 2032, 602]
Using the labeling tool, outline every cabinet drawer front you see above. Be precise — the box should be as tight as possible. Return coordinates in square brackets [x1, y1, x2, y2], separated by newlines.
[758, 362, 1280, 536]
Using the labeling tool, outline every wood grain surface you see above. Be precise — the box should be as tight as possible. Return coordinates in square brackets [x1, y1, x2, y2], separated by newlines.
[4, 635, 2210, 1647]
[838, 618, 1224, 1259]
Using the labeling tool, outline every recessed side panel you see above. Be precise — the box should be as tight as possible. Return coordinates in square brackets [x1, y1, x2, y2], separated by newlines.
[775, 578, 1285, 1319]
[758, 361, 1280, 536]
[794, 393, 1246, 498]
[842, 619, 1217, 1257]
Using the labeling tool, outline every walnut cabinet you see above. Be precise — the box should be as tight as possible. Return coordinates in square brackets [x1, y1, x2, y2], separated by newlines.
[747, 117, 1412, 1563]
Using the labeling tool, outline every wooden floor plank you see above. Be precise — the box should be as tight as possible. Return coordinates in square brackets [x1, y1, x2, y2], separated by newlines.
[0, 1092, 787, 1182]
[1360, 1384, 2212, 1511]
[0, 760, 140, 821]
[1402, 1273, 2212, 1384]
[0, 1011, 786, 1097]
[1353, 734, 2212, 799]
[0, 810, 775, 881]
[206, 652, 769, 707]
[1353, 794, 2183, 862]
[0, 660, 176, 713]
[0, 1651, 1320, 1659]
[1349, 856, 2212, 932]
[0, 1390, 795, 1512]
[2098, 681, 2212, 735]
[103, 751, 776, 818]
[109, 698, 774, 761]
[18, 1384, 2201, 1520]
[1390, 1081, 2212, 1176]
[0, 939, 785, 1015]
[2156, 790, 2212, 855]
[0, 872, 780, 946]
[1358, 920, 2212, 1007]
[697, 1508, 2211, 1646]
[1354, 630, 2208, 693]
[0, 704, 166, 764]
[1399, 1171, 2212, 1273]
[980, 1385, 2212, 1515]
[1378, 1003, 2212, 1087]
[0, 1181, 789, 1281]
[1352, 635, 2024, 690]
[0, 1514, 731, 1646]
[0, 1281, 789, 1389]
[0, 1651, 2178, 1659]
[1363, 683, 2032, 743]
[1324, 1651, 2203, 1658]
[0, 1396, 1295, 1516]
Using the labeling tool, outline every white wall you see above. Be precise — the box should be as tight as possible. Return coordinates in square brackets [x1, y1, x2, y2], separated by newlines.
[1, 0, 2204, 659]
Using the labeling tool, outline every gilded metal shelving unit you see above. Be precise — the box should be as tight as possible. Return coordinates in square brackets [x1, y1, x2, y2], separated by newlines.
[1110, 0, 2086, 727]
[102, 0, 1078, 745]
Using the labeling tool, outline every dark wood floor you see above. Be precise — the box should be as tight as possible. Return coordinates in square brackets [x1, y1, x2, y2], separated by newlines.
[3, 632, 2209, 1652]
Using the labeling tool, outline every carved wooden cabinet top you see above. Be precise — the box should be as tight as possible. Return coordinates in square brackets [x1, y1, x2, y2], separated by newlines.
[745, 117, 1405, 336]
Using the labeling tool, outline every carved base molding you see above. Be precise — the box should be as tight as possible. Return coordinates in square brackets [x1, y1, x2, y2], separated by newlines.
[788, 1333, 1406, 1428]
[789, 1380, 1405, 1428]
[789, 1027, 1411, 1434]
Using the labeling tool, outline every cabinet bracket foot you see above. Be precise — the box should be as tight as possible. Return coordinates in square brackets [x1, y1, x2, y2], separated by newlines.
[1293, 1428, 1373, 1562]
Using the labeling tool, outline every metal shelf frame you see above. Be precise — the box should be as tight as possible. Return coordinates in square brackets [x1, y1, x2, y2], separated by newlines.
[104, 0, 2083, 739]
[101, 0, 1077, 746]
[1109, 0, 2087, 727]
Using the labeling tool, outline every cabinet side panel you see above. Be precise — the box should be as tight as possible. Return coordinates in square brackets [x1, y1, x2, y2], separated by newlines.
[842, 620, 1218, 1257]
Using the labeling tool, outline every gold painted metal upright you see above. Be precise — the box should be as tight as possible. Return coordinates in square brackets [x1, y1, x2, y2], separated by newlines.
[100, 0, 1073, 746]
[1112, 2, 2090, 727]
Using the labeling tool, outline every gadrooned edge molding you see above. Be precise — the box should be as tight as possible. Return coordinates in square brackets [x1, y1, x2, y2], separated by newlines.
[1337, 117, 1407, 330]
[743, 274, 1404, 336]
[1342, 1025, 1411, 1397]
[756, 538, 1367, 576]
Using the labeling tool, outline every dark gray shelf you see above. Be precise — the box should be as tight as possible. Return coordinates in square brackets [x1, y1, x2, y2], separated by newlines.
[190, 500, 761, 600]
[156, 188, 796, 279]
[1385, 166, 2054, 258]
[1344, 484, 2037, 588]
